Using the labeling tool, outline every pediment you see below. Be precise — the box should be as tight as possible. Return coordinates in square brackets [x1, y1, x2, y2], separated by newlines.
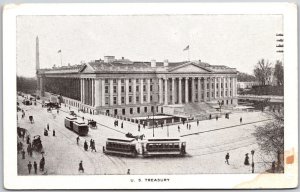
[79, 63, 95, 73]
[169, 63, 211, 73]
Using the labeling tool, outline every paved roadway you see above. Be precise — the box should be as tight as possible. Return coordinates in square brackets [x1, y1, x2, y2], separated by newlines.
[17, 96, 272, 175]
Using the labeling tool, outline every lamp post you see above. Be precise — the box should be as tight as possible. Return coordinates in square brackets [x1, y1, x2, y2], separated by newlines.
[251, 150, 255, 173]
[152, 102, 157, 138]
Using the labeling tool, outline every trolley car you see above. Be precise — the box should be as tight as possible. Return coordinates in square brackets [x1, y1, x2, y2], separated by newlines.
[103, 138, 138, 157]
[141, 138, 186, 157]
[64, 116, 77, 130]
[72, 121, 89, 136]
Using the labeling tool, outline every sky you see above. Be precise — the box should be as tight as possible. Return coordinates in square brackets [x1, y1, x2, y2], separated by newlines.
[17, 15, 283, 77]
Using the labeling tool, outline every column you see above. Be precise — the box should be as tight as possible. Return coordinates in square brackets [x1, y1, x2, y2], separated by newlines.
[197, 77, 201, 102]
[191, 77, 195, 102]
[164, 78, 168, 105]
[209, 77, 212, 101]
[228, 77, 231, 97]
[178, 78, 182, 104]
[125, 79, 129, 104]
[203, 77, 207, 101]
[234, 77, 237, 96]
[81, 79, 84, 103]
[133, 78, 136, 104]
[117, 79, 121, 105]
[101, 79, 105, 106]
[223, 77, 226, 98]
[92, 79, 95, 106]
[214, 77, 217, 99]
[185, 78, 189, 103]
[109, 79, 113, 106]
[219, 77, 222, 98]
[159, 78, 163, 104]
[147, 79, 151, 103]
[171, 78, 175, 104]
[95, 79, 100, 107]
[140, 78, 144, 104]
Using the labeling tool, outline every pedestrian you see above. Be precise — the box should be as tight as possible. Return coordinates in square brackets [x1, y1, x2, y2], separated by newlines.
[178, 125, 180, 132]
[127, 169, 130, 175]
[209, 114, 212, 120]
[27, 144, 31, 155]
[121, 122, 123, 128]
[271, 161, 276, 173]
[84, 140, 88, 151]
[22, 149, 25, 159]
[189, 124, 191, 130]
[57, 109, 59, 114]
[91, 140, 97, 152]
[40, 157, 45, 171]
[244, 153, 250, 165]
[27, 161, 32, 174]
[240, 117, 242, 124]
[79, 161, 84, 173]
[52, 129, 55, 136]
[143, 122, 145, 129]
[29, 147, 33, 157]
[82, 116, 84, 121]
[33, 161, 37, 174]
[197, 120, 199, 126]
[161, 122, 163, 128]
[47, 123, 49, 131]
[225, 153, 230, 165]
[138, 124, 140, 132]
[76, 136, 80, 145]
[186, 123, 188, 129]
[216, 116, 218, 121]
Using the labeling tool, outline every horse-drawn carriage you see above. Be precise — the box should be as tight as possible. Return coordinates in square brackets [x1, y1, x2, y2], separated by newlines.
[88, 119, 97, 129]
[22, 99, 32, 105]
[32, 135, 43, 152]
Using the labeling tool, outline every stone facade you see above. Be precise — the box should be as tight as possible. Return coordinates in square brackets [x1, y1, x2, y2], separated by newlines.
[37, 57, 238, 117]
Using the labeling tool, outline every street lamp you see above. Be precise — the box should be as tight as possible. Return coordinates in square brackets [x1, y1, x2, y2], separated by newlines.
[251, 150, 255, 173]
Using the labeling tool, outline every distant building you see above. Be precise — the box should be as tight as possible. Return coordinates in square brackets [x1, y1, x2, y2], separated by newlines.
[237, 81, 260, 89]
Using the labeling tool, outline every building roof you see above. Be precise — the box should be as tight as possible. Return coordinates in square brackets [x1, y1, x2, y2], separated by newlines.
[38, 57, 237, 74]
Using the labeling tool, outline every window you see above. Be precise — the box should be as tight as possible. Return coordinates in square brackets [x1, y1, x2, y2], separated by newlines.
[121, 86, 125, 93]
[136, 79, 139, 83]
[212, 83, 214, 89]
[217, 83, 219, 89]
[143, 79, 146, 83]
[143, 85, 146, 92]
[136, 85, 139, 92]
[113, 79, 117, 84]
[201, 83, 204, 90]
[129, 86, 132, 92]
[201, 93, 204, 99]
[105, 86, 109, 93]
[225, 91, 227, 97]
[150, 79, 153, 83]
[105, 97, 109, 105]
[129, 79, 132, 83]
[212, 92, 214, 97]
[122, 109, 125, 115]
[143, 95, 146, 102]
[231, 99, 233, 104]
[225, 83, 227, 88]
[226, 100, 229, 105]
[207, 92, 209, 98]
[151, 106, 154, 112]
[217, 91, 219, 97]
[144, 107, 147, 113]
[150, 85, 153, 91]
[130, 108, 133, 114]
[113, 86, 117, 93]
[207, 83, 209, 89]
[114, 109, 118, 115]
[106, 110, 110, 115]
[221, 91, 223, 97]
[129, 96, 132, 103]
[170, 96, 172, 101]
[136, 96, 139, 102]
[121, 97, 125, 104]
[121, 79, 124, 83]
[230, 91, 232, 96]
[105, 79, 108, 83]
[195, 93, 198, 100]
[221, 83, 223, 88]
[137, 107, 140, 113]
[150, 95, 153, 101]
[113, 97, 117, 104]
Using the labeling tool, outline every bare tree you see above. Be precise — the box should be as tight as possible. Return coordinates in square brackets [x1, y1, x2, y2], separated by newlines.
[252, 110, 284, 172]
[274, 60, 284, 86]
[253, 59, 272, 85]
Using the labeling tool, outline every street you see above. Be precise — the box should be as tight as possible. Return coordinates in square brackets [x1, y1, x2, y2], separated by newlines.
[17, 96, 272, 175]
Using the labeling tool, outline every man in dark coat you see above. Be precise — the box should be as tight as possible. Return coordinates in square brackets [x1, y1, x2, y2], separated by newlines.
[53, 129, 55, 136]
[240, 117, 243, 124]
[76, 136, 80, 145]
[33, 161, 37, 174]
[84, 140, 88, 151]
[244, 153, 250, 165]
[225, 153, 230, 165]
[27, 161, 32, 174]
[79, 161, 84, 173]
[22, 149, 25, 159]
[121, 122, 123, 128]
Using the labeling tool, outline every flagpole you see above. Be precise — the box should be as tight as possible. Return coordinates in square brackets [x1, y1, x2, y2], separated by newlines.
[59, 51, 62, 66]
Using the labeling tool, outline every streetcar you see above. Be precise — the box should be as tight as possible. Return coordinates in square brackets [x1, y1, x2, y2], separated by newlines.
[141, 138, 186, 157]
[64, 116, 77, 130]
[103, 137, 138, 157]
[72, 121, 89, 136]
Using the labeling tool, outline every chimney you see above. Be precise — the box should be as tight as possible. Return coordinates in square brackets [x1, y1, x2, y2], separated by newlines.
[163, 59, 169, 67]
[151, 60, 156, 67]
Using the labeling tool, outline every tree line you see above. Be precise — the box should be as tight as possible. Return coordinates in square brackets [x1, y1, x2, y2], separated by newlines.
[17, 76, 37, 94]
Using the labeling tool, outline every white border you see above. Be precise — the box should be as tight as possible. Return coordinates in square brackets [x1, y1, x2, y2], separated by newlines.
[3, 3, 298, 189]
